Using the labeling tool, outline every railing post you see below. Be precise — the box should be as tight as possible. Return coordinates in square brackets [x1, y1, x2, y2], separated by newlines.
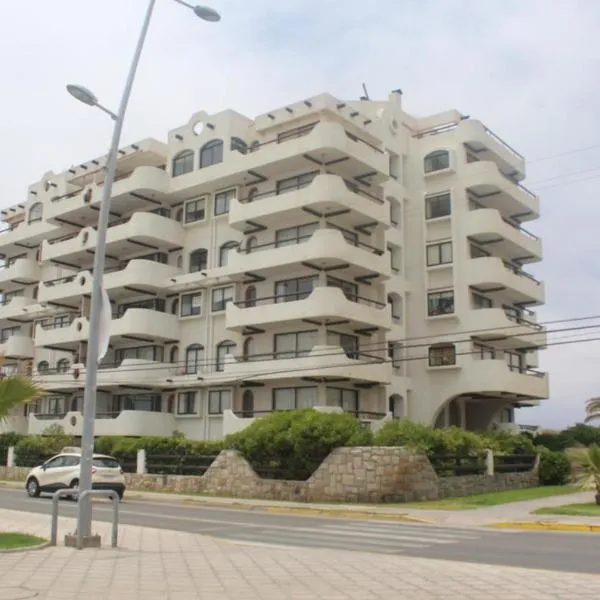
[137, 448, 146, 474]
[485, 449, 494, 475]
[6, 446, 15, 467]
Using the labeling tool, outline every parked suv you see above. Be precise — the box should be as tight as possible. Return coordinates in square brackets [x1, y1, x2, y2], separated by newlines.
[25, 447, 126, 500]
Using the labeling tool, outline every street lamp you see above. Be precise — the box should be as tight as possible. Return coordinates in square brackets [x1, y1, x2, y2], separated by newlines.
[67, 0, 221, 548]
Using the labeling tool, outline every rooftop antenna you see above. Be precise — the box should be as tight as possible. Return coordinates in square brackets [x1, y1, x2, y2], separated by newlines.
[360, 83, 370, 101]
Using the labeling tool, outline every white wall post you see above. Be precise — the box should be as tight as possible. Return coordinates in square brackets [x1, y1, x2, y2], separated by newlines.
[136, 449, 146, 474]
[485, 449, 494, 476]
[6, 446, 15, 468]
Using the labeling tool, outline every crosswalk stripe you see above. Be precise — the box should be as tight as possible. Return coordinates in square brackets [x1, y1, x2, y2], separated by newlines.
[299, 525, 473, 544]
[322, 522, 481, 541]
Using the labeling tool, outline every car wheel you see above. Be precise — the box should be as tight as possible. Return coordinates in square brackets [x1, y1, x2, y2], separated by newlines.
[26, 477, 40, 498]
[68, 479, 79, 500]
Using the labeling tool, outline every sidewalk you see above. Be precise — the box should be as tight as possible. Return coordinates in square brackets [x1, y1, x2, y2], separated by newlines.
[0, 507, 599, 599]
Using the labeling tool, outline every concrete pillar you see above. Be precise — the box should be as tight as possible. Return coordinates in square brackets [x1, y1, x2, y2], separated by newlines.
[485, 449, 494, 476]
[136, 449, 146, 475]
[7, 446, 15, 468]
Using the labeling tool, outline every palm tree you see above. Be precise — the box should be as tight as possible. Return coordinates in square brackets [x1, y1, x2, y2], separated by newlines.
[584, 397, 600, 423]
[0, 357, 46, 421]
[576, 444, 600, 505]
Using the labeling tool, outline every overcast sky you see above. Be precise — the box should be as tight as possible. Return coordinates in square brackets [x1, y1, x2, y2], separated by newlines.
[1, 0, 599, 429]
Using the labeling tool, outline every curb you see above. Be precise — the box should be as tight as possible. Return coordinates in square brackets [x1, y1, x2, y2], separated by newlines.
[488, 521, 600, 533]
[0, 540, 51, 554]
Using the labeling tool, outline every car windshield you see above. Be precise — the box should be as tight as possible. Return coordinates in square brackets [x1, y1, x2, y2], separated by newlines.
[92, 457, 121, 469]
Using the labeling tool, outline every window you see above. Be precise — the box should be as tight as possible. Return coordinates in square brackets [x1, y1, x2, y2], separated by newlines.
[177, 392, 196, 415]
[474, 343, 495, 360]
[37, 360, 49, 374]
[387, 244, 401, 271]
[216, 340, 236, 371]
[199, 139, 224, 168]
[56, 359, 70, 373]
[273, 386, 318, 411]
[1, 326, 20, 343]
[387, 294, 402, 322]
[244, 285, 257, 308]
[429, 343, 456, 367]
[212, 286, 234, 312]
[169, 346, 179, 364]
[327, 276, 358, 301]
[388, 342, 403, 370]
[424, 150, 450, 173]
[208, 389, 231, 414]
[427, 290, 454, 316]
[326, 387, 358, 412]
[171, 299, 179, 315]
[389, 197, 401, 226]
[425, 192, 451, 219]
[275, 222, 318, 247]
[274, 330, 317, 359]
[114, 394, 161, 412]
[275, 276, 316, 303]
[28, 202, 43, 224]
[326, 223, 358, 246]
[219, 241, 238, 267]
[117, 298, 165, 317]
[185, 344, 204, 374]
[115, 346, 164, 363]
[189, 248, 208, 272]
[327, 331, 359, 359]
[185, 198, 205, 223]
[241, 389, 254, 417]
[172, 150, 194, 177]
[506, 351, 526, 373]
[426, 241, 453, 266]
[242, 337, 255, 361]
[47, 396, 65, 414]
[181, 292, 202, 317]
[245, 236, 258, 254]
[230, 137, 247, 154]
[472, 293, 493, 309]
[214, 189, 235, 216]
[276, 171, 317, 194]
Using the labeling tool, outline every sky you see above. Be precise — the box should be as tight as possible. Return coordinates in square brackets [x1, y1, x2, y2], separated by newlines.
[1, 0, 599, 429]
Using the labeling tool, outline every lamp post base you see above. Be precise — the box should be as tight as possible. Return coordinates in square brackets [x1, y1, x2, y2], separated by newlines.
[65, 533, 102, 549]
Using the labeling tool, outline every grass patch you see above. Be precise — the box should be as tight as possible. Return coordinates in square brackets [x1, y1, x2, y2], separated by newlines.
[0, 532, 47, 549]
[532, 503, 600, 517]
[401, 486, 578, 510]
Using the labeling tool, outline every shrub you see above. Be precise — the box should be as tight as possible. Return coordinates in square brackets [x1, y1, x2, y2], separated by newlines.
[0, 432, 24, 464]
[538, 449, 571, 486]
[226, 409, 372, 480]
[14, 434, 71, 468]
[534, 432, 568, 452]
[484, 431, 536, 455]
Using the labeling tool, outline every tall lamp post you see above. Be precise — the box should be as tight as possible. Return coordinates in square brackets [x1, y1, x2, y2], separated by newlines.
[67, 0, 221, 546]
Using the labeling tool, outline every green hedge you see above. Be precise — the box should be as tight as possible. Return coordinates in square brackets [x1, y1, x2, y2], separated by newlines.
[0, 433, 24, 464]
[537, 448, 572, 485]
[14, 434, 72, 468]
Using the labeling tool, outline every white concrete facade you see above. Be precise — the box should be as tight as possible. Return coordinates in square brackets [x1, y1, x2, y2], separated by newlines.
[0, 91, 547, 440]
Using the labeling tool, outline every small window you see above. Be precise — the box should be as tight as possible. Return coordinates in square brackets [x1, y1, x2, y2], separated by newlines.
[274, 331, 317, 359]
[172, 150, 194, 177]
[28, 202, 43, 224]
[189, 248, 208, 273]
[37, 360, 49, 374]
[276, 171, 317, 194]
[230, 137, 247, 154]
[273, 386, 318, 411]
[185, 198, 206, 224]
[472, 293, 493, 309]
[242, 337, 255, 362]
[208, 389, 231, 414]
[429, 343, 456, 367]
[212, 286, 234, 312]
[181, 292, 202, 317]
[275, 276, 316, 303]
[241, 389, 254, 417]
[219, 241, 238, 267]
[426, 242, 453, 266]
[216, 340, 236, 371]
[92, 457, 119, 469]
[275, 223, 318, 248]
[185, 344, 204, 374]
[214, 189, 235, 216]
[425, 192, 451, 219]
[200, 139, 224, 168]
[56, 358, 70, 373]
[177, 392, 196, 415]
[424, 150, 450, 173]
[427, 290, 454, 316]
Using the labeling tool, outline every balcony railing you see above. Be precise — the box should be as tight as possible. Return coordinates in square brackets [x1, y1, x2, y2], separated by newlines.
[503, 310, 543, 330]
[502, 260, 541, 285]
[248, 122, 320, 152]
[499, 215, 539, 241]
[507, 365, 545, 377]
[234, 289, 387, 309]
[482, 125, 524, 161]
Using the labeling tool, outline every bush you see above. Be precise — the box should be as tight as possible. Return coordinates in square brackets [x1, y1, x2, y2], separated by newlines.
[0, 432, 24, 464]
[538, 449, 571, 485]
[484, 431, 536, 455]
[14, 434, 72, 468]
[534, 432, 568, 452]
[226, 409, 372, 480]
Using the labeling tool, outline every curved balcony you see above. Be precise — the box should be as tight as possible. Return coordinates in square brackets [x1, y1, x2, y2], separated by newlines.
[467, 256, 544, 305]
[0, 258, 40, 290]
[46, 166, 171, 227]
[0, 220, 66, 257]
[28, 410, 176, 437]
[226, 286, 390, 332]
[222, 345, 391, 385]
[463, 161, 539, 222]
[465, 209, 542, 264]
[38, 260, 180, 305]
[229, 173, 388, 233]
[0, 296, 36, 322]
[226, 228, 390, 281]
[458, 119, 526, 181]
[468, 308, 546, 349]
[34, 309, 179, 350]
[41, 212, 183, 265]
[170, 120, 389, 198]
[0, 335, 34, 358]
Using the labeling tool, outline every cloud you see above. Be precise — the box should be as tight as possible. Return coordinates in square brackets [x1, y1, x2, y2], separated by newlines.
[1, 0, 599, 428]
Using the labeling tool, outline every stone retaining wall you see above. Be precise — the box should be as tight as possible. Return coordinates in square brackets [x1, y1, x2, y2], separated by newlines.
[2, 447, 539, 503]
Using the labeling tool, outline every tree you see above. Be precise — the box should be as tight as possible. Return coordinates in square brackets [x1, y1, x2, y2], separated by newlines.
[0, 357, 46, 421]
[576, 444, 600, 505]
[584, 397, 600, 424]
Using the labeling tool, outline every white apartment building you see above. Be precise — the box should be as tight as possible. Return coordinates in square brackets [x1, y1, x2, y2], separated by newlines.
[0, 90, 548, 440]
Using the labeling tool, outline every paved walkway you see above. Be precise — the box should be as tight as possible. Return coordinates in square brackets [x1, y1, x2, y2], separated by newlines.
[0, 508, 599, 599]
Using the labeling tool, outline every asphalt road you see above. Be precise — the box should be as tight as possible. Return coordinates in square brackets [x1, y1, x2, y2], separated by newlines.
[1, 488, 598, 574]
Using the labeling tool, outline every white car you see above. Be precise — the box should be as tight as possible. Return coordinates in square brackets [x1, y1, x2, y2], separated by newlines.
[25, 447, 126, 500]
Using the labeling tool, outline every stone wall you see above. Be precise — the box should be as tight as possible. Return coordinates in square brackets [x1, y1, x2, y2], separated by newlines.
[1, 448, 539, 503]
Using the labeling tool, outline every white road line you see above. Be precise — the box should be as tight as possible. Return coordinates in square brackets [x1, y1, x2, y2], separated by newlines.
[326, 522, 481, 540]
